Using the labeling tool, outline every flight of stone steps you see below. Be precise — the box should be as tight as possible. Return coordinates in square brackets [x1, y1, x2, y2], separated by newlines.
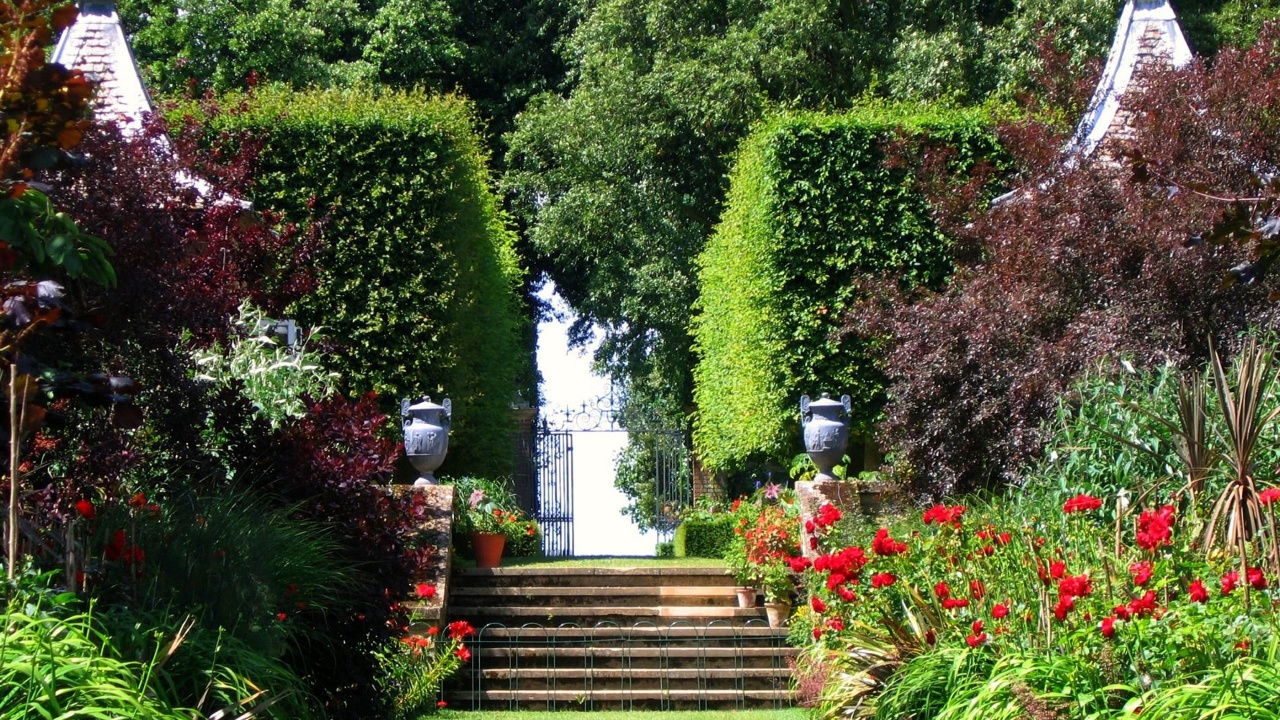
[443, 565, 796, 710]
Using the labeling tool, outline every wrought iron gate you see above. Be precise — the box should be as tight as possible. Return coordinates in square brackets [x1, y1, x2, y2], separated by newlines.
[529, 389, 691, 556]
[536, 431, 574, 556]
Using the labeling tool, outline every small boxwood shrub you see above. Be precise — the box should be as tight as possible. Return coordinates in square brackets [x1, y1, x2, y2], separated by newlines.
[692, 107, 1002, 474]
[178, 88, 528, 478]
[674, 514, 737, 558]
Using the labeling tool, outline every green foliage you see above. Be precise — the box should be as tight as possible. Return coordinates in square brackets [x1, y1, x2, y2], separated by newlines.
[693, 107, 1001, 474]
[376, 631, 468, 720]
[673, 514, 735, 558]
[183, 88, 528, 477]
[0, 188, 115, 286]
[0, 572, 316, 719]
[190, 301, 339, 427]
[613, 431, 692, 532]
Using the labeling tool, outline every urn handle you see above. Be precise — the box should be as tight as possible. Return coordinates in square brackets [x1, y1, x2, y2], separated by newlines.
[400, 397, 411, 425]
[841, 395, 851, 416]
[441, 398, 452, 429]
[800, 394, 811, 423]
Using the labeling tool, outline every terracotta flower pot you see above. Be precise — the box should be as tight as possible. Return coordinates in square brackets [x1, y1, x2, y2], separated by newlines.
[736, 587, 759, 608]
[764, 600, 791, 628]
[471, 531, 506, 568]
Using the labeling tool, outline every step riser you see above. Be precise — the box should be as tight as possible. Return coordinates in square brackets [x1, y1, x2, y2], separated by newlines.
[459, 678, 789, 692]
[448, 698, 791, 711]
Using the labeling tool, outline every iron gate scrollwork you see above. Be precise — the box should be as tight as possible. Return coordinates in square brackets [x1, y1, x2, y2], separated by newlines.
[527, 388, 691, 556]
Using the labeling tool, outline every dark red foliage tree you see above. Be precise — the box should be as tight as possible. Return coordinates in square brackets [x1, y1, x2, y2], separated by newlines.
[855, 25, 1280, 498]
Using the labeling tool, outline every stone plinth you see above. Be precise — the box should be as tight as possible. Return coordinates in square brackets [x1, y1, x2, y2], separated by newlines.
[391, 483, 454, 628]
[795, 479, 859, 558]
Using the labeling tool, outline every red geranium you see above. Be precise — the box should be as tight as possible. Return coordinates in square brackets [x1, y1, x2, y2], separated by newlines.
[1127, 590, 1158, 618]
[992, 602, 1009, 619]
[1063, 494, 1103, 513]
[415, 583, 436, 599]
[871, 528, 908, 556]
[74, 499, 95, 520]
[1260, 487, 1280, 505]
[1129, 561, 1153, 587]
[870, 572, 896, 588]
[922, 504, 966, 527]
[942, 598, 970, 610]
[1188, 578, 1209, 603]
[1135, 505, 1175, 551]
[965, 632, 987, 647]
[934, 581, 951, 600]
[811, 596, 827, 613]
[1247, 566, 1268, 590]
[1100, 615, 1117, 638]
[1222, 570, 1239, 595]
[1059, 574, 1091, 598]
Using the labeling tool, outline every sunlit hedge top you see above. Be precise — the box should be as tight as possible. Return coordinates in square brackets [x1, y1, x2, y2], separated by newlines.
[177, 88, 526, 477]
[692, 106, 1001, 474]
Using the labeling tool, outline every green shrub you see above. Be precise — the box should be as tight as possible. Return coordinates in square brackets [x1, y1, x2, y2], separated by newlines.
[692, 107, 1002, 473]
[179, 88, 528, 477]
[674, 515, 736, 558]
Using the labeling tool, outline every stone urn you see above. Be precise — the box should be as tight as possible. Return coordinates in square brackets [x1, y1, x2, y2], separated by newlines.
[800, 393, 852, 482]
[402, 396, 451, 485]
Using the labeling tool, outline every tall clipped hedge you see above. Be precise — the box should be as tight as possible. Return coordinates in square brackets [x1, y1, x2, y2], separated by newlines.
[692, 108, 1000, 474]
[183, 89, 526, 477]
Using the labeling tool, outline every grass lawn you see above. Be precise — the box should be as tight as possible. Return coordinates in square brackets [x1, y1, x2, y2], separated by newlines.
[435, 710, 807, 720]
[493, 556, 727, 569]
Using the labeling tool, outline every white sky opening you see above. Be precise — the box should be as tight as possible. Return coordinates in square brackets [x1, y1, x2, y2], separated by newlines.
[536, 282, 656, 556]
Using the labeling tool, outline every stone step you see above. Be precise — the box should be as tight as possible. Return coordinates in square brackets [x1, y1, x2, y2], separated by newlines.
[467, 666, 789, 691]
[474, 645, 796, 670]
[468, 624, 785, 641]
[444, 687, 793, 711]
[459, 605, 766, 626]
[452, 584, 744, 607]
[454, 566, 737, 589]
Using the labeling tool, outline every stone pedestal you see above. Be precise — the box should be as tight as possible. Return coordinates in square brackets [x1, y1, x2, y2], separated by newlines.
[391, 484, 454, 628]
[795, 479, 858, 558]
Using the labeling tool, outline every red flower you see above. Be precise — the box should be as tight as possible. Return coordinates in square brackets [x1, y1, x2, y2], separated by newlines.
[934, 581, 951, 600]
[969, 580, 986, 599]
[811, 596, 827, 613]
[277, 612, 288, 622]
[836, 586, 856, 602]
[1100, 615, 1117, 639]
[1129, 561, 1153, 587]
[1053, 595, 1075, 620]
[1188, 578, 1209, 603]
[455, 645, 472, 662]
[1222, 570, 1240, 595]
[129, 492, 147, 508]
[447, 620, 475, 639]
[1049, 561, 1066, 580]
[1127, 590, 1158, 618]
[971, 620, 984, 634]
[942, 598, 970, 610]
[965, 632, 987, 647]
[437, 701, 448, 708]
[992, 603, 1009, 619]
[788, 556, 812, 573]
[1247, 566, 1268, 590]
[870, 572, 896, 588]
[812, 627, 823, 640]
[871, 528, 908, 556]
[925, 629, 937, 645]
[415, 583, 436, 599]
[1260, 487, 1280, 506]
[74, 499, 95, 520]
[922, 504, 966, 527]
[1058, 574, 1092, 599]
[1135, 505, 1175, 551]
[996, 532, 1012, 546]
[104, 530, 127, 560]
[427, 626, 440, 635]
[1063, 494, 1103, 513]
[1113, 604, 1131, 621]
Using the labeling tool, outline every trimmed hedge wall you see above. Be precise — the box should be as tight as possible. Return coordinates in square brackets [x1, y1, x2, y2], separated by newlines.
[692, 108, 1001, 474]
[673, 515, 736, 559]
[183, 89, 527, 477]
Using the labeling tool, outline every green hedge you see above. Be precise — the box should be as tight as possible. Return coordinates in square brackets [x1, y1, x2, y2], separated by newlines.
[183, 89, 527, 477]
[673, 515, 736, 558]
[692, 107, 1001, 474]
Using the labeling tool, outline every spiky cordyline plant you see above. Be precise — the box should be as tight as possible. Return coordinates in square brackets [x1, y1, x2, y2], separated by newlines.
[1206, 337, 1280, 585]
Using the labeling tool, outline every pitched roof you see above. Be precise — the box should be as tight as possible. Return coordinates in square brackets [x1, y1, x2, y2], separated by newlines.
[1067, 0, 1192, 161]
[51, 1, 153, 133]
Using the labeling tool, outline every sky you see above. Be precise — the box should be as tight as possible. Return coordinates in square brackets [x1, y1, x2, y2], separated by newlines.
[535, 283, 656, 556]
